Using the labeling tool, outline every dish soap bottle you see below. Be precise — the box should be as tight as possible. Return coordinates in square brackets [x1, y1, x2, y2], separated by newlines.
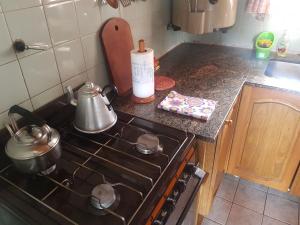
[277, 30, 289, 57]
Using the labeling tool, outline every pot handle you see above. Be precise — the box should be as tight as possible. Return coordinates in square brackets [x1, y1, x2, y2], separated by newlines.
[100, 85, 118, 110]
[9, 105, 46, 132]
[5, 124, 15, 137]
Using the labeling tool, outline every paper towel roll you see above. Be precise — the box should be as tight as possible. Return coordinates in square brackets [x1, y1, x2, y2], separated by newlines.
[131, 48, 154, 98]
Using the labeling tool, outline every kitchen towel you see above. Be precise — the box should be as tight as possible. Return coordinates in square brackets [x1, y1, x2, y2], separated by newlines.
[158, 91, 217, 121]
[247, 0, 270, 20]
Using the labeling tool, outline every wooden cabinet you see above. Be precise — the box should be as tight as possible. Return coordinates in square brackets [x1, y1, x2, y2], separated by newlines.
[228, 85, 300, 192]
[211, 95, 240, 197]
[291, 166, 300, 196]
[196, 95, 240, 218]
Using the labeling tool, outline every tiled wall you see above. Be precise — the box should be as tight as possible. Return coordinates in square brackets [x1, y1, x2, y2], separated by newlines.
[0, 0, 183, 128]
[183, 0, 300, 53]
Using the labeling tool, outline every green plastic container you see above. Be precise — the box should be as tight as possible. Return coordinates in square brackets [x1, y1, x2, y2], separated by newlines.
[255, 32, 275, 59]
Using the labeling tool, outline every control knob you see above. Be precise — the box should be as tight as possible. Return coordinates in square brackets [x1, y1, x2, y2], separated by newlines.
[185, 163, 196, 175]
[152, 220, 162, 225]
[164, 197, 176, 212]
[175, 179, 187, 193]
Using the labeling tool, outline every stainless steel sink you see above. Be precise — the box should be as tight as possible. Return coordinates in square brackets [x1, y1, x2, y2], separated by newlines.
[265, 59, 300, 80]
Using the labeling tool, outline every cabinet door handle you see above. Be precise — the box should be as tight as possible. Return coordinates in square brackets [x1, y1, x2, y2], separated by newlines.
[225, 120, 233, 126]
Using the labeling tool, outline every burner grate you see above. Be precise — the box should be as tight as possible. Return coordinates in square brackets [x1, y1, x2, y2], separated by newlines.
[0, 157, 144, 225]
[0, 107, 190, 225]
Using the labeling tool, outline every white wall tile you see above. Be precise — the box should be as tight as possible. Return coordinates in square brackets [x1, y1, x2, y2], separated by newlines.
[62, 71, 87, 92]
[0, 0, 183, 119]
[19, 48, 60, 97]
[120, 0, 152, 22]
[0, 13, 16, 65]
[19, 99, 33, 111]
[5, 6, 51, 58]
[0, 61, 29, 113]
[54, 39, 86, 81]
[100, 4, 120, 22]
[87, 63, 110, 88]
[42, 0, 66, 5]
[0, 0, 42, 12]
[31, 84, 63, 109]
[81, 33, 104, 69]
[44, 1, 79, 45]
[152, 0, 169, 13]
[74, 0, 101, 36]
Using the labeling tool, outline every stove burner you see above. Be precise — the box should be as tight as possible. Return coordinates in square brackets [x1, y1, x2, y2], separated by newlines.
[90, 184, 116, 210]
[136, 134, 163, 155]
[38, 164, 56, 176]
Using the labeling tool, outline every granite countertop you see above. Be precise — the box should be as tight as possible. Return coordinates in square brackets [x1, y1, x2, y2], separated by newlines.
[113, 43, 300, 142]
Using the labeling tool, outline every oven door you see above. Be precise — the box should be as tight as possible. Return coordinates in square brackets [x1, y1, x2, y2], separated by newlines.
[152, 165, 205, 225]
[165, 167, 205, 225]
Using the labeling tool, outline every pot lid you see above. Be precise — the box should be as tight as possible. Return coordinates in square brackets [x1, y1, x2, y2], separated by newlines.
[5, 125, 60, 160]
[79, 82, 101, 95]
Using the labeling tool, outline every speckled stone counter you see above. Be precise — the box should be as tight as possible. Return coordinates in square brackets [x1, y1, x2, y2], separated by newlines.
[113, 43, 300, 142]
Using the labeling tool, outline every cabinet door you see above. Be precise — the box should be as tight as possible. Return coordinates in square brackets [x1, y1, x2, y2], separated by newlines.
[291, 165, 300, 196]
[196, 96, 240, 217]
[228, 85, 300, 191]
[213, 95, 240, 195]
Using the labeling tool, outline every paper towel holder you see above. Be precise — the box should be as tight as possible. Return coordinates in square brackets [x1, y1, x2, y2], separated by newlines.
[131, 39, 155, 104]
[138, 39, 146, 53]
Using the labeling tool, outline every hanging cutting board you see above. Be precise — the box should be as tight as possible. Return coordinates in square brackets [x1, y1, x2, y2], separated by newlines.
[101, 18, 134, 96]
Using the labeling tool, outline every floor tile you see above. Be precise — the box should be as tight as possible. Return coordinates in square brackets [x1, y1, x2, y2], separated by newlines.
[268, 188, 300, 203]
[262, 216, 289, 225]
[224, 173, 240, 182]
[226, 204, 263, 225]
[240, 178, 268, 192]
[265, 194, 299, 225]
[206, 197, 232, 225]
[201, 218, 221, 225]
[234, 183, 267, 213]
[216, 176, 239, 202]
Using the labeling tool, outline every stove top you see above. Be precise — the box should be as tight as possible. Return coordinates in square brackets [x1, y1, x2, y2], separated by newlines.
[0, 101, 194, 225]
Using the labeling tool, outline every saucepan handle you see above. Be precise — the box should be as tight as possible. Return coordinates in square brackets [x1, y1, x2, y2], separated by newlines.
[100, 85, 118, 110]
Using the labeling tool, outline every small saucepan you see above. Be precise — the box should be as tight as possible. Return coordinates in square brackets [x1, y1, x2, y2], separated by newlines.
[5, 105, 61, 174]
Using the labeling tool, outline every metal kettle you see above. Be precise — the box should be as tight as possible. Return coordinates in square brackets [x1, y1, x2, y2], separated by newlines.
[66, 82, 118, 133]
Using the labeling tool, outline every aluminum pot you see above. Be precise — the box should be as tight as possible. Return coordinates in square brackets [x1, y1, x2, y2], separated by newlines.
[5, 105, 61, 174]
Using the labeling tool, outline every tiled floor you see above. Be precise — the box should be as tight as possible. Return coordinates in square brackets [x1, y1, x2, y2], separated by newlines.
[201, 174, 300, 225]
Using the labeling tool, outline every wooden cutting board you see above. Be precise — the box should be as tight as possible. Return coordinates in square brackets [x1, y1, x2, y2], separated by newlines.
[101, 18, 134, 96]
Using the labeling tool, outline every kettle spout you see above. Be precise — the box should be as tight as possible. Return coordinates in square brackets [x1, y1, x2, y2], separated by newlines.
[66, 86, 77, 106]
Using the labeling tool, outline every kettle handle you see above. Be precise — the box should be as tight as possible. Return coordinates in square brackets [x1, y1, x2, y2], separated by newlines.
[100, 85, 118, 110]
[9, 105, 46, 132]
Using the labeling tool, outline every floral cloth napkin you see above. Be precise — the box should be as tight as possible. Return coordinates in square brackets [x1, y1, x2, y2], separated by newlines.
[157, 91, 217, 121]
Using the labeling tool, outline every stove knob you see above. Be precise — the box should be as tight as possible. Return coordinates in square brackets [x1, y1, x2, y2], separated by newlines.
[185, 163, 196, 175]
[175, 179, 186, 193]
[152, 220, 162, 225]
[165, 197, 176, 212]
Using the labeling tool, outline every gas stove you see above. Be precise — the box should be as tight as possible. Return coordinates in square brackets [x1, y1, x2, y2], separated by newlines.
[0, 101, 204, 225]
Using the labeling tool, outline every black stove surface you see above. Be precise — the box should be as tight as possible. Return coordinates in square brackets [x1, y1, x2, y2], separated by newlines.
[0, 102, 194, 225]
